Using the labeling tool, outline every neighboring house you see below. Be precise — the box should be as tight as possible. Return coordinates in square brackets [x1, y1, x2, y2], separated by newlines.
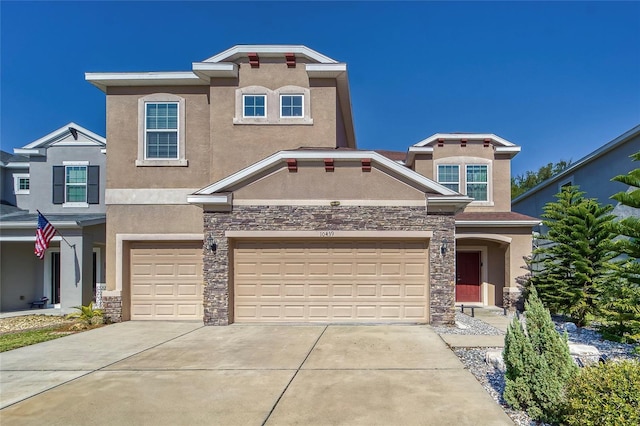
[0, 123, 106, 312]
[512, 124, 640, 226]
[86, 45, 537, 325]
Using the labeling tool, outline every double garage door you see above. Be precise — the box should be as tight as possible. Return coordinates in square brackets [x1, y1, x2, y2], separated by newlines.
[130, 240, 430, 323]
[234, 240, 430, 323]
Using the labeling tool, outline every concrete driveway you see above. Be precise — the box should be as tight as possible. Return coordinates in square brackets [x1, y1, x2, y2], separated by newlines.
[0, 322, 512, 425]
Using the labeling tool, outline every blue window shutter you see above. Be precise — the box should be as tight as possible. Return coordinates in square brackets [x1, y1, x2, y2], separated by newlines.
[52, 166, 64, 204]
[87, 166, 100, 204]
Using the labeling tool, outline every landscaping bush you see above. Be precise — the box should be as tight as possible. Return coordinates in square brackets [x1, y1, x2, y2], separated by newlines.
[563, 360, 640, 426]
[66, 302, 104, 327]
[503, 286, 578, 423]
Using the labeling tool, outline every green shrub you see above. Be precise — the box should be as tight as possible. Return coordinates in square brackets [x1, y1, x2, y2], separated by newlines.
[503, 286, 578, 423]
[66, 302, 103, 325]
[563, 360, 640, 426]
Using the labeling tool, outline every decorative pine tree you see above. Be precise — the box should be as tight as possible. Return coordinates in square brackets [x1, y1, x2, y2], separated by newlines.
[529, 185, 617, 326]
[601, 151, 640, 342]
[503, 286, 578, 423]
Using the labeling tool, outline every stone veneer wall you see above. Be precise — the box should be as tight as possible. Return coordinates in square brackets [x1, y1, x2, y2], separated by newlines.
[203, 205, 455, 326]
[102, 295, 123, 323]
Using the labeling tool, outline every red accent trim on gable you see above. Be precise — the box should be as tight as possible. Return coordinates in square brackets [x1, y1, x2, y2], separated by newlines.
[460, 138, 467, 147]
[361, 159, 371, 172]
[248, 53, 259, 68]
[484, 138, 491, 147]
[437, 138, 445, 147]
[324, 158, 334, 172]
[286, 159, 297, 172]
[285, 53, 296, 68]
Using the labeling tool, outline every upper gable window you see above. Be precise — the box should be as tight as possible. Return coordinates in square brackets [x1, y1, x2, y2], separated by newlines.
[66, 166, 88, 203]
[243, 95, 266, 117]
[437, 165, 459, 192]
[136, 94, 187, 167]
[466, 165, 488, 201]
[14, 174, 30, 195]
[280, 95, 303, 117]
[53, 162, 100, 207]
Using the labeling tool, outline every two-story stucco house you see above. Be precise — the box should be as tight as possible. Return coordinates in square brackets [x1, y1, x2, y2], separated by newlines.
[86, 45, 538, 325]
[512, 124, 640, 225]
[0, 123, 106, 312]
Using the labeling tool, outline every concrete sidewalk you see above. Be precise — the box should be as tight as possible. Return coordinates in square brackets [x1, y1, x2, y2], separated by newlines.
[1, 322, 514, 425]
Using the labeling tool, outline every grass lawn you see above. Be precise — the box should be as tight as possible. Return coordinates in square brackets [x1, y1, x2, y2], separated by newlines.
[0, 327, 73, 352]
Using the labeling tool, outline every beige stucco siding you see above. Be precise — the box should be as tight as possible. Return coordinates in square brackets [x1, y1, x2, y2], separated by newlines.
[233, 164, 426, 201]
[106, 86, 211, 189]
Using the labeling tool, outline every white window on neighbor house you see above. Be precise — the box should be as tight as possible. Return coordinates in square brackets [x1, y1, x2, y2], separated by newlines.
[280, 94, 304, 117]
[243, 95, 266, 117]
[65, 165, 88, 203]
[437, 165, 460, 192]
[136, 94, 187, 166]
[13, 174, 30, 195]
[145, 102, 178, 159]
[466, 164, 488, 201]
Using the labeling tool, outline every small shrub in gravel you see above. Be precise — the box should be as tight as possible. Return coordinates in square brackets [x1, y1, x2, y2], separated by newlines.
[563, 360, 640, 426]
[503, 287, 578, 424]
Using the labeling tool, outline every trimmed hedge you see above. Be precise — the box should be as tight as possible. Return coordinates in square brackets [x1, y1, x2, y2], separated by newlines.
[563, 360, 640, 426]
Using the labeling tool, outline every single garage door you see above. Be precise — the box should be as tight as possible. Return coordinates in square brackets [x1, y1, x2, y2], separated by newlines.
[233, 240, 429, 323]
[130, 243, 204, 320]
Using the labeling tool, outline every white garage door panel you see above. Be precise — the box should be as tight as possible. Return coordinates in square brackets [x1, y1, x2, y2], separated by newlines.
[130, 243, 203, 320]
[234, 240, 429, 323]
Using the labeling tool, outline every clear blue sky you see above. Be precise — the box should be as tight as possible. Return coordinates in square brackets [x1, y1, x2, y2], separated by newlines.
[2, 1, 639, 177]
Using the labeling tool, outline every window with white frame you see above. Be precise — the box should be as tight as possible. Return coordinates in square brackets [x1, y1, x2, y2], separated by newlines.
[466, 165, 488, 201]
[437, 165, 460, 192]
[243, 95, 266, 117]
[136, 94, 187, 167]
[65, 165, 88, 203]
[280, 94, 303, 117]
[145, 102, 178, 159]
[13, 174, 30, 194]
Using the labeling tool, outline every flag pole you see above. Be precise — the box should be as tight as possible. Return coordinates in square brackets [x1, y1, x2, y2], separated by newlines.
[37, 210, 75, 248]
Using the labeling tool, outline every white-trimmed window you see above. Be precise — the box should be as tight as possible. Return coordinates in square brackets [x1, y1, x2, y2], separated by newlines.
[243, 95, 266, 117]
[437, 165, 459, 192]
[65, 165, 88, 203]
[13, 174, 30, 195]
[136, 93, 187, 167]
[280, 94, 303, 117]
[466, 165, 488, 201]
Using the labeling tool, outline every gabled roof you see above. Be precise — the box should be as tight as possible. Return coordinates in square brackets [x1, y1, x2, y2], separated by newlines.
[188, 150, 472, 211]
[14, 123, 105, 156]
[512, 124, 640, 205]
[202, 45, 339, 64]
[0, 150, 29, 168]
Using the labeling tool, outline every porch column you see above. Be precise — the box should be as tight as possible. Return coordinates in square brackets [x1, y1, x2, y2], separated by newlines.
[59, 232, 93, 312]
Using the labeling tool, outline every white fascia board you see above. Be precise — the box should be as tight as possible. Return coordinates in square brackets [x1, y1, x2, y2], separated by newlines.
[192, 62, 238, 79]
[186, 193, 232, 206]
[101, 149, 107, 154]
[413, 133, 516, 147]
[0, 221, 80, 229]
[203, 45, 338, 64]
[306, 63, 347, 78]
[405, 146, 433, 166]
[13, 148, 45, 156]
[0, 235, 62, 242]
[455, 220, 541, 227]
[85, 72, 207, 92]
[22, 122, 105, 149]
[195, 150, 462, 197]
[5, 162, 30, 169]
[495, 146, 521, 157]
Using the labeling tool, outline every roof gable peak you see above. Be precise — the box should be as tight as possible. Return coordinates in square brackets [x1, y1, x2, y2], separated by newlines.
[201, 45, 339, 64]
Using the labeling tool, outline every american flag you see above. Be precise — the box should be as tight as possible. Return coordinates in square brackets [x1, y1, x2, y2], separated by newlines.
[35, 212, 56, 259]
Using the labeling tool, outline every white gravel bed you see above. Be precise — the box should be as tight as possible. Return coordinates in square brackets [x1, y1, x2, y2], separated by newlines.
[432, 311, 504, 335]
[448, 314, 639, 426]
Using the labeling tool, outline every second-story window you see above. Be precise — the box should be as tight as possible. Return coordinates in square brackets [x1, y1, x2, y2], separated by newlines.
[437, 165, 460, 192]
[280, 94, 303, 117]
[243, 95, 266, 117]
[65, 166, 87, 203]
[145, 102, 178, 159]
[14, 174, 30, 195]
[466, 165, 488, 201]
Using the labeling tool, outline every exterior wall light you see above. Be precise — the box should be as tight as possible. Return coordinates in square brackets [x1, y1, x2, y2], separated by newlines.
[206, 235, 217, 253]
[440, 238, 448, 256]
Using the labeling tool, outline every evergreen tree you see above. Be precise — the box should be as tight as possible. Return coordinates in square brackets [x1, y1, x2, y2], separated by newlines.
[600, 151, 640, 342]
[503, 287, 578, 423]
[529, 186, 618, 326]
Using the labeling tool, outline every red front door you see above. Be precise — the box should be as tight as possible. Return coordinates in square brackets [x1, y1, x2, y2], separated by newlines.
[456, 251, 481, 302]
